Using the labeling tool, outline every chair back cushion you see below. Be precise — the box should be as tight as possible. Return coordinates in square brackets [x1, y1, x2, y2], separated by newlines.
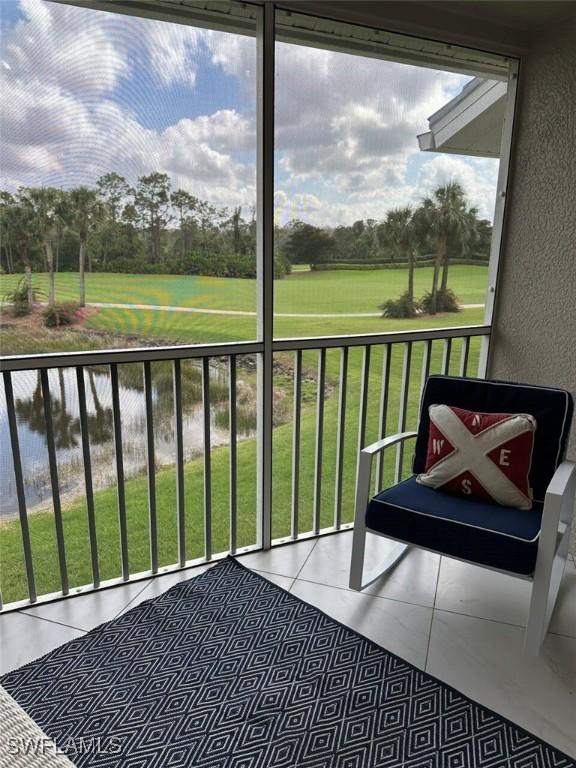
[413, 376, 573, 503]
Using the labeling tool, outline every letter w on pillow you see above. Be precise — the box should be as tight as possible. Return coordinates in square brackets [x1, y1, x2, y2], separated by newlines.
[416, 404, 537, 510]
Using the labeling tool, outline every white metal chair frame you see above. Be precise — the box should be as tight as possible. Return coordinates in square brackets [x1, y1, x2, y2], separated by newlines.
[349, 431, 576, 655]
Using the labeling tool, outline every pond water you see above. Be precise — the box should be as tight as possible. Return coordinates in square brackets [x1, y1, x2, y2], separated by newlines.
[0, 360, 256, 520]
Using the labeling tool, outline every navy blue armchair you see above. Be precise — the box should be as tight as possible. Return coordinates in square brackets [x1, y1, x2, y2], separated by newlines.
[349, 375, 574, 655]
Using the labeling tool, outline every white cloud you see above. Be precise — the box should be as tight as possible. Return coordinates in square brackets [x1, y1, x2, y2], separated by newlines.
[163, 110, 254, 155]
[207, 33, 500, 224]
[274, 187, 418, 229]
[272, 42, 466, 192]
[0, 1, 256, 209]
[1, 76, 86, 148]
[1, 141, 60, 176]
[160, 117, 256, 207]
[137, 19, 202, 87]
[207, 30, 256, 85]
[415, 155, 499, 219]
[274, 190, 323, 226]
[1, 0, 501, 224]
[2, 0, 128, 96]
[2, 95, 256, 208]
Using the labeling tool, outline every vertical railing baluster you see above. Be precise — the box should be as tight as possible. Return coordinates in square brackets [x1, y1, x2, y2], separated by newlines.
[356, 345, 372, 496]
[173, 359, 186, 567]
[460, 336, 471, 377]
[202, 357, 212, 560]
[143, 361, 158, 574]
[229, 356, 238, 555]
[110, 364, 129, 581]
[375, 345, 392, 494]
[420, 339, 432, 402]
[333, 347, 348, 530]
[291, 350, 302, 540]
[395, 342, 413, 483]
[357, 346, 371, 448]
[40, 370, 68, 595]
[478, 334, 491, 378]
[313, 348, 326, 535]
[76, 366, 100, 588]
[3, 371, 36, 602]
[442, 337, 452, 375]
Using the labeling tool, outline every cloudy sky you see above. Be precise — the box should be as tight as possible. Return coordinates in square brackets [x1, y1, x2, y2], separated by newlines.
[0, 0, 501, 226]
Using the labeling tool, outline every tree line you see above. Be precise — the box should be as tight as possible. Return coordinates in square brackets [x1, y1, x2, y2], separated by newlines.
[0, 172, 265, 307]
[1, 173, 490, 315]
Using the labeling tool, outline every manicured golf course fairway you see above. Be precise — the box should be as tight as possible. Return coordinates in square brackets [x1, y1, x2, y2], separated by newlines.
[0, 264, 487, 314]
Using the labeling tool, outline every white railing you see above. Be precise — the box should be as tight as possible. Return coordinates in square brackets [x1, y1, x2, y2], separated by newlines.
[0, 325, 490, 611]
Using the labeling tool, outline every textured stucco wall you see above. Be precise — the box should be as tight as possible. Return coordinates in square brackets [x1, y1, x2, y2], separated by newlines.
[489, 16, 576, 460]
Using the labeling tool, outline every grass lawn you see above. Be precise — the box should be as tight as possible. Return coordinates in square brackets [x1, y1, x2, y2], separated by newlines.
[86, 306, 485, 345]
[0, 264, 488, 314]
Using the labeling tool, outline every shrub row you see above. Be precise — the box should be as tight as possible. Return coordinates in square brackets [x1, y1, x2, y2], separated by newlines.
[314, 260, 432, 271]
[314, 258, 488, 272]
[100, 252, 291, 279]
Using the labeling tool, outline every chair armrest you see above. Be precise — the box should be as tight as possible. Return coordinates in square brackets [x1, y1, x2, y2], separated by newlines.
[361, 431, 418, 457]
[355, 432, 419, 523]
[536, 461, 576, 569]
[527, 461, 576, 650]
[545, 461, 576, 502]
[542, 461, 576, 535]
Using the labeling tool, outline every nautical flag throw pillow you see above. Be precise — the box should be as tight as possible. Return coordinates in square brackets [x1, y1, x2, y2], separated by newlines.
[416, 404, 537, 509]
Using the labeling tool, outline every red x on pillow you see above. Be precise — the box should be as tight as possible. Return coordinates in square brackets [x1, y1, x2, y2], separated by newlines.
[416, 404, 537, 509]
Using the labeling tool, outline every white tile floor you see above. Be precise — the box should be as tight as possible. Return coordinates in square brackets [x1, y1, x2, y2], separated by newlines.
[1, 532, 575, 757]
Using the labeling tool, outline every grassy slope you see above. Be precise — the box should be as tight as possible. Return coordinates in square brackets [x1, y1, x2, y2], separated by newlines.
[1, 333, 482, 603]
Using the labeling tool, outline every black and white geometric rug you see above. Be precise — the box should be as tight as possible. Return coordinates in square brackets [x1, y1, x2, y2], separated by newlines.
[2, 557, 574, 767]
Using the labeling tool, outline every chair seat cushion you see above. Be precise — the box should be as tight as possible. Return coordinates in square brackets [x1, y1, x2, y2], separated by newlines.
[366, 477, 543, 575]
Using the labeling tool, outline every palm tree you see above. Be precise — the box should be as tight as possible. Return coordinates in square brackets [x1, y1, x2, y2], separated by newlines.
[419, 182, 469, 314]
[384, 207, 417, 300]
[440, 205, 477, 295]
[21, 187, 61, 306]
[66, 187, 102, 307]
[456, 206, 481, 264]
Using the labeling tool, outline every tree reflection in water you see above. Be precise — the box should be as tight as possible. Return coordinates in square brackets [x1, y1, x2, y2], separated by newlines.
[6, 358, 257, 518]
[52, 369, 81, 449]
[86, 368, 113, 446]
